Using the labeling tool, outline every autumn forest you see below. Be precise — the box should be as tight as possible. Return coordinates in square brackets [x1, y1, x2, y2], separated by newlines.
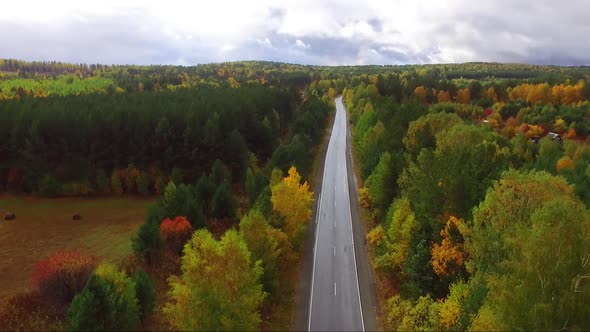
[1, 59, 589, 331]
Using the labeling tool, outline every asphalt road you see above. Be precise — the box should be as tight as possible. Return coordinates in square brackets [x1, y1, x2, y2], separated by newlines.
[308, 96, 365, 331]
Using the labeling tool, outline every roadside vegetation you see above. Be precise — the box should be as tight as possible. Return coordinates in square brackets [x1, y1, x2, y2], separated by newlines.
[343, 67, 590, 330]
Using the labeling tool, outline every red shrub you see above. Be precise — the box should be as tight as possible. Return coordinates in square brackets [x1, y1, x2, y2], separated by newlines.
[0, 291, 63, 330]
[31, 252, 98, 305]
[160, 216, 193, 255]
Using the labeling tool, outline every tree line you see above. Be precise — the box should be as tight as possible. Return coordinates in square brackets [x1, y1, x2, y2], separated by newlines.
[0, 86, 298, 195]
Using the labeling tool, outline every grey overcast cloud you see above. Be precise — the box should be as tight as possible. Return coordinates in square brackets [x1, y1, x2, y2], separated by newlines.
[1, 0, 589, 65]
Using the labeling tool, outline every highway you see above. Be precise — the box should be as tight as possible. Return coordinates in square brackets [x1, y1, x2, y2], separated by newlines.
[308, 96, 364, 331]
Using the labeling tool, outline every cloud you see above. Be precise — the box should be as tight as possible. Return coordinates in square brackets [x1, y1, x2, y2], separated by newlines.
[0, 0, 589, 65]
[255, 38, 274, 49]
[295, 40, 310, 49]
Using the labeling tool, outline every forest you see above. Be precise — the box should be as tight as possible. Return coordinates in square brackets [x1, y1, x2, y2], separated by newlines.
[343, 67, 590, 330]
[0, 60, 331, 330]
[1, 59, 590, 330]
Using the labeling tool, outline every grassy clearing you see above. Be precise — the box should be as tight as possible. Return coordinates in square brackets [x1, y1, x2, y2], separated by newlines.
[0, 195, 153, 302]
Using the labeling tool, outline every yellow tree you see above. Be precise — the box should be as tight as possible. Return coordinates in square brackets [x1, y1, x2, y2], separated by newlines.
[345, 89, 354, 105]
[369, 197, 419, 273]
[164, 230, 264, 331]
[456, 88, 471, 104]
[239, 209, 294, 297]
[485, 87, 498, 102]
[414, 86, 427, 102]
[556, 156, 575, 172]
[437, 90, 451, 103]
[227, 77, 240, 88]
[526, 83, 550, 104]
[271, 166, 313, 242]
[363, 101, 374, 114]
[553, 118, 567, 134]
[431, 216, 467, 276]
[526, 124, 544, 138]
[328, 87, 336, 99]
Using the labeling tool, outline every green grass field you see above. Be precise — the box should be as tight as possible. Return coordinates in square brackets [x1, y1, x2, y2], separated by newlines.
[0, 195, 153, 302]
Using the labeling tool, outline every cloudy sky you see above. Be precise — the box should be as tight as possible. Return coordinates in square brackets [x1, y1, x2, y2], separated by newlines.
[1, 0, 589, 66]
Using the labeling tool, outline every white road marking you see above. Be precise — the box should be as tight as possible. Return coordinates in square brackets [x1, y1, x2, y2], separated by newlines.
[341, 98, 366, 332]
[315, 192, 322, 224]
[308, 97, 336, 331]
[309, 96, 366, 331]
[334, 246, 336, 257]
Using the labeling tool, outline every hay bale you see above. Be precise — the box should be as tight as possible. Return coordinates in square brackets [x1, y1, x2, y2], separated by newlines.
[4, 212, 15, 220]
[72, 213, 82, 221]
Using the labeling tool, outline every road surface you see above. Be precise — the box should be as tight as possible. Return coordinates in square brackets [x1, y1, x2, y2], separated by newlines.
[308, 96, 365, 331]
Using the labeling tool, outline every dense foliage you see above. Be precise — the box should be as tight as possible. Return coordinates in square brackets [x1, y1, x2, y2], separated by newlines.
[132, 270, 155, 325]
[164, 229, 265, 331]
[0, 86, 294, 194]
[3, 58, 590, 330]
[66, 263, 139, 331]
[344, 67, 590, 330]
[270, 166, 314, 245]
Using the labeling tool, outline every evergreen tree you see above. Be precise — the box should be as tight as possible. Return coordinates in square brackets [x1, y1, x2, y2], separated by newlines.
[133, 270, 155, 325]
[211, 180, 236, 220]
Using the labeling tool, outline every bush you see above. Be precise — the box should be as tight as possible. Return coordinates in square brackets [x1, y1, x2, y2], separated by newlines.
[66, 263, 139, 331]
[38, 174, 61, 197]
[0, 291, 63, 331]
[31, 252, 98, 305]
[133, 270, 155, 324]
[160, 216, 193, 255]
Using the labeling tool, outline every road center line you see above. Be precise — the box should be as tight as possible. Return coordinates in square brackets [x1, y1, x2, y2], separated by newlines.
[334, 282, 337, 296]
